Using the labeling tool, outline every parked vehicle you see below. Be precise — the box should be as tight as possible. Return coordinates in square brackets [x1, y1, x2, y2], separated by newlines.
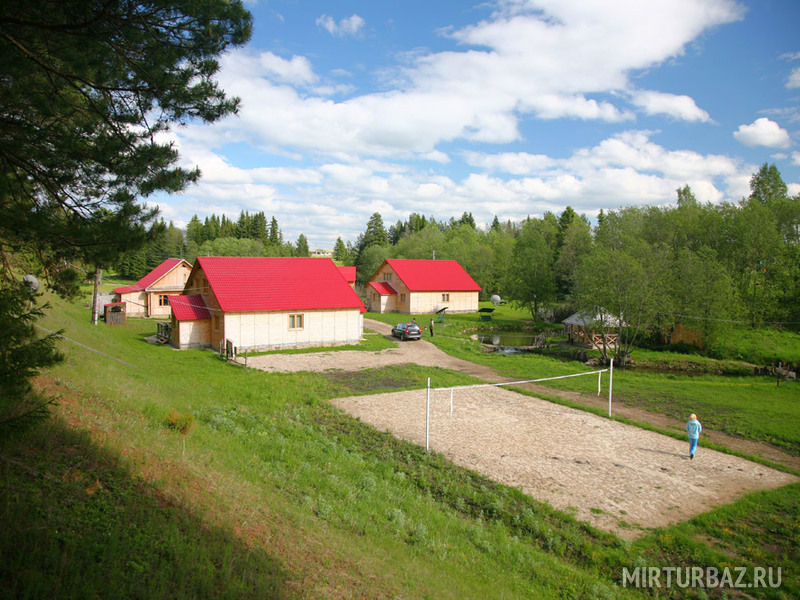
[392, 322, 422, 341]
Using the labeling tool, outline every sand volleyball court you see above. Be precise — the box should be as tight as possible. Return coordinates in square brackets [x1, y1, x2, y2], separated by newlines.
[331, 385, 796, 538]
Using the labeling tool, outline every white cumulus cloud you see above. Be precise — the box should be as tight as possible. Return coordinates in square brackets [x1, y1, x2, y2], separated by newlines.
[733, 118, 791, 148]
[628, 90, 712, 122]
[258, 52, 316, 85]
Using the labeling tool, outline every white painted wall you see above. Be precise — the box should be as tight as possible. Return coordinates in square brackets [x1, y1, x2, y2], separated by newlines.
[223, 308, 364, 351]
[173, 319, 211, 349]
[409, 291, 478, 314]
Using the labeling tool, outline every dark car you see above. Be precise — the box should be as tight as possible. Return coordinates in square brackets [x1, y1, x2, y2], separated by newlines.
[391, 322, 422, 341]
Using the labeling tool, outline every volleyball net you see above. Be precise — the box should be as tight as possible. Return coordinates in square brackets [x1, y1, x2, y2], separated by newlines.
[423, 359, 614, 451]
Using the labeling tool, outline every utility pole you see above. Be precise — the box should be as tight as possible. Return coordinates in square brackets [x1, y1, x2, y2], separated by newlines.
[91, 267, 102, 325]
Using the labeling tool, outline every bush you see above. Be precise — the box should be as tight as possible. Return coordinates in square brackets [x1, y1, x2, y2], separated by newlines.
[165, 409, 194, 435]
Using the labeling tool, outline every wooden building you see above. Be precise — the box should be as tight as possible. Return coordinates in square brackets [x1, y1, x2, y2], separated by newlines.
[367, 259, 480, 314]
[168, 256, 365, 352]
[113, 258, 192, 318]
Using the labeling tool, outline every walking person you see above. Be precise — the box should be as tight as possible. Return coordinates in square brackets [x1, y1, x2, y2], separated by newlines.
[686, 413, 702, 460]
[429, 318, 434, 337]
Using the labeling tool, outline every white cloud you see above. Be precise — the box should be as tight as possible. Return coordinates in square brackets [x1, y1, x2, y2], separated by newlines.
[463, 151, 555, 174]
[159, 0, 769, 247]
[199, 0, 744, 162]
[316, 14, 365, 37]
[258, 52, 316, 85]
[733, 118, 791, 148]
[788, 66, 800, 89]
[793, 151, 800, 166]
[628, 90, 712, 122]
[165, 127, 758, 247]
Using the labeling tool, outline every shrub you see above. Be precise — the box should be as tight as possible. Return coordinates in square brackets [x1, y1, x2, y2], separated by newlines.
[165, 409, 194, 435]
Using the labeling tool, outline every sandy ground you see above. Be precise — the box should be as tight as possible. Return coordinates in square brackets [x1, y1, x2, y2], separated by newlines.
[236, 319, 798, 538]
[331, 387, 796, 538]
[234, 320, 494, 378]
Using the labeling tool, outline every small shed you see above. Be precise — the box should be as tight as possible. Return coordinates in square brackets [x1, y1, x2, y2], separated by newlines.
[103, 301, 126, 325]
[168, 294, 212, 350]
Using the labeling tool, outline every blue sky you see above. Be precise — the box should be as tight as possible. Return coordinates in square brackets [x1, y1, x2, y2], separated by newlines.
[154, 0, 800, 249]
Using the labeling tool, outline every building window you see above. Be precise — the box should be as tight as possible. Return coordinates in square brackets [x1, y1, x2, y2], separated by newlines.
[400, 293, 406, 303]
[158, 294, 170, 306]
[383, 272, 392, 281]
[442, 293, 450, 302]
[289, 314, 304, 329]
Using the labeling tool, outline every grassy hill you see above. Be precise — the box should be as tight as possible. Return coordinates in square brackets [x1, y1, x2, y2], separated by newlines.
[0, 291, 798, 598]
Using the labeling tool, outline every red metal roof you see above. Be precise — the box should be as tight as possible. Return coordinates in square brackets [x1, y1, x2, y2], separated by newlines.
[382, 259, 481, 292]
[113, 283, 140, 294]
[113, 258, 190, 294]
[368, 281, 397, 295]
[338, 266, 356, 283]
[196, 256, 366, 313]
[169, 294, 211, 321]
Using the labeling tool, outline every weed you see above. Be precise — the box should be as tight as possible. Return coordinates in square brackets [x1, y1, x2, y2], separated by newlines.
[165, 409, 194, 435]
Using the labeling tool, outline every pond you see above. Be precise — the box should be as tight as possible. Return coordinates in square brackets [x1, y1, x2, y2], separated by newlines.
[478, 332, 541, 346]
[477, 332, 547, 354]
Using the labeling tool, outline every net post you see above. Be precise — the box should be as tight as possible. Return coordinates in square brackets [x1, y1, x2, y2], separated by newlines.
[426, 377, 431, 452]
[597, 370, 602, 396]
[608, 358, 614, 417]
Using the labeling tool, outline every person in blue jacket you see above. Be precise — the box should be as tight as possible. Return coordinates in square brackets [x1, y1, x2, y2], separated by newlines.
[686, 413, 702, 460]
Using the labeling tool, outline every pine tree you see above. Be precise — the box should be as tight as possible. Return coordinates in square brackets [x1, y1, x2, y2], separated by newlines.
[295, 234, 310, 257]
[333, 237, 349, 263]
[0, 0, 251, 428]
[0, 0, 251, 296]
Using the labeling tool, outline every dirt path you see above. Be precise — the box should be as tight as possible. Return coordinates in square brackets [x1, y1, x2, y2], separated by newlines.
[237, 319, 800, 472]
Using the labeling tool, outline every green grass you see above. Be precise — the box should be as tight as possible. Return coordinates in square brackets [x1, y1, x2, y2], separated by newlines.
[1, 292, 798, 598]
[711, 328, 800, 364]
[632, 482, 800, 599]
[0, 423, 287, 599]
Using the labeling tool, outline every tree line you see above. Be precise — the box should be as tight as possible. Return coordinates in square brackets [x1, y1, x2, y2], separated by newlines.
[115, 211, 311, 280]
[345, 164, 800, 358]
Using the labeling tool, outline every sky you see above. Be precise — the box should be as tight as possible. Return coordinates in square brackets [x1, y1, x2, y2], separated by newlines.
[153, 0, 800, 250]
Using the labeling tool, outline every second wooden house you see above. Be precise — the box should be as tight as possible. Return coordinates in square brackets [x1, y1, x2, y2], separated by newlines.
[367, 259, 480, 314]
[113, 258, 192, 318]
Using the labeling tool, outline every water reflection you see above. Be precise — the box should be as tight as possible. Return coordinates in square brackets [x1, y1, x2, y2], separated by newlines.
[478, 332, 540, 347]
